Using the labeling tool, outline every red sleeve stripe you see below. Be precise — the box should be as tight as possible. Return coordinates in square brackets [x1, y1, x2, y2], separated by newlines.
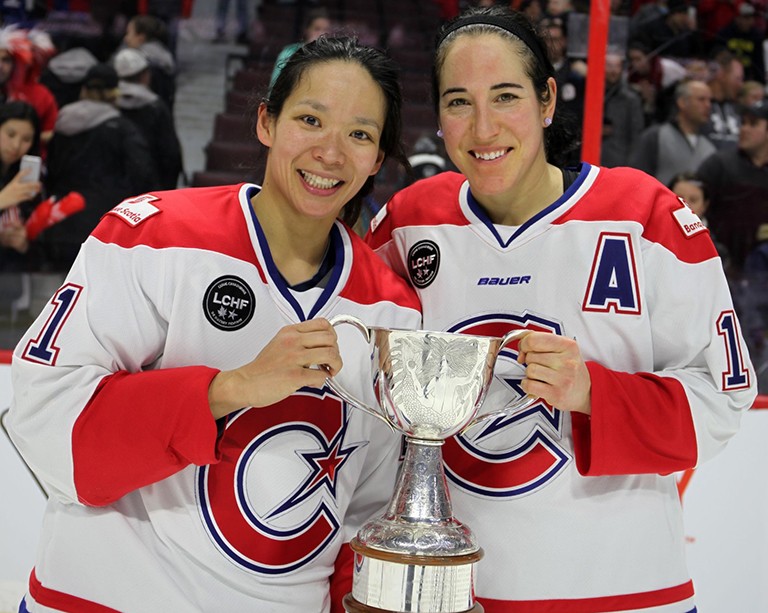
[28, 568, 121, 613]
[477, 579, 694, 612]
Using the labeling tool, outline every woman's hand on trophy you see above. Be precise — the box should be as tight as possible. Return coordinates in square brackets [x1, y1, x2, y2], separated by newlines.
[208, 318, 342, 419]
[517, 332, 592, 416]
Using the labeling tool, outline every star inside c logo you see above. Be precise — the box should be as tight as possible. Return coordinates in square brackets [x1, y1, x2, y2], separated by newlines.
[266, 420, 364, 519]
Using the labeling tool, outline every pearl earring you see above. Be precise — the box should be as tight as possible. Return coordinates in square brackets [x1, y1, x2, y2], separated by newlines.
[436, 129, 444, 138]
[544, 117, 552, 127]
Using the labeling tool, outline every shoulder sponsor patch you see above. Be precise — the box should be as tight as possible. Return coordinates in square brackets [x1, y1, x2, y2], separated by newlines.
[369, 202, 388, 234]
[107, 194, 161, 227]
[672, 198, 707, 238]
[203, 275, 256, 331]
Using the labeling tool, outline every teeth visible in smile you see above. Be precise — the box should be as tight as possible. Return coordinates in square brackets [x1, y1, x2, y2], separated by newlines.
[300, 170, 341, 189]
[474, 149, 506, 160]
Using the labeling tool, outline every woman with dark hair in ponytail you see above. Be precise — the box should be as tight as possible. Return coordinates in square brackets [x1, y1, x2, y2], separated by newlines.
[366, 5, 755, 612]
[8, 36, 420, 613]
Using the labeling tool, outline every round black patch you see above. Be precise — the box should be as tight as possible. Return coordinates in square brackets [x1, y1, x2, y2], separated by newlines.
[203, 276, 256, 331]
[407, 240, 440, 289]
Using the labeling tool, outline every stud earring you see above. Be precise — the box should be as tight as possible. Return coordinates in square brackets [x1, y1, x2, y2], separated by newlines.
[436, 129, 444, 138]
[544, 117, 552, 127]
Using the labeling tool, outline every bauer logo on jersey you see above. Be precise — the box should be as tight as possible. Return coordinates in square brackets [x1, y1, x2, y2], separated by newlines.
[407, 240, 440, 288]
[672, 198, 707, 238]
[107, 194, 160, 226]
[203, 275, 256, 331]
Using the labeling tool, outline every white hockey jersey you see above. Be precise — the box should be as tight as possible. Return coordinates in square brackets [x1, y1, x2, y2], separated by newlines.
[366, 165, 756, 613]
[8, 183, 421, 612]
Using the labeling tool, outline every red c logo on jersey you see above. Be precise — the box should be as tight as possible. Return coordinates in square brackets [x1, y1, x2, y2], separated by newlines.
[198, 389, 362, 574]
[443, 314, 571, 497]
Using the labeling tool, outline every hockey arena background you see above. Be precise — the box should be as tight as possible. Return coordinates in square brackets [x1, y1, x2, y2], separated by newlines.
[1, 2, 767, 611]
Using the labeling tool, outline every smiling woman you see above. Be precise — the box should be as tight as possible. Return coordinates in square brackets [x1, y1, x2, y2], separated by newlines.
[365, 5, 757, 613]
[5, 36, 421, 613]
[252, 59, 387, 284]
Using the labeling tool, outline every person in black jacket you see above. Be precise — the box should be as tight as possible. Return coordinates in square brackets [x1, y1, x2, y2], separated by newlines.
[114, 47, 183, 190]
[38, 47, 98, 110]
[40, 63, 157, 272]
[123, 14, 176, 113]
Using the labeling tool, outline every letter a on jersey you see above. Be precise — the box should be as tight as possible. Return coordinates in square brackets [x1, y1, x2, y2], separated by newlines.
[582, 232, 641, 314]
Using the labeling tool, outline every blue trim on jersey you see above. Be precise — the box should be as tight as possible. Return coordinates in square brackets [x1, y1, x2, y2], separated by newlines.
[465, 162, 592, 248]
[307, 224, 344, 320]
[246, 198, 345, 321]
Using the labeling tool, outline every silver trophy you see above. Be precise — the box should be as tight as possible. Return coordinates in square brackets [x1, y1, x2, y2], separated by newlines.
[325, 315, 538, 613]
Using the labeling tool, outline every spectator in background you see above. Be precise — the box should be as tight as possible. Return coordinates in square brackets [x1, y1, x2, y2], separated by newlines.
[668, 172, 712, 221]
[698, 0, 741, 47]
[628, 0, 668, 39]
[685, 57, 711, 81]
[714, 2, 766, 83]
[629, 78, 716, 185]
[0, 27, 58, 149]
[627, 39, 688, 125]
[668, 171, 730, 266]
[269, 8, 333, 89]
[123, 14, 176, 113]
[696, 100, 768, 275]
[741, 222, 768, 372]
[39, 46, 98, 109]
[601, 50, 645, 167]
[114, 47, 183, 190]
[518, 0, 545, 22]
[0, 0, 47, 28]
[214, 0, 250, 45]
[0, 101, 42, 271]
[738, 79, 767, 106]
[40, 63, 156, 272]
[139, 0, 193, 56]
[540, 15, 585, 164]
[544, 0, 575, 20]
[631, 0, 704, 59]
[704, 48, 745, 148]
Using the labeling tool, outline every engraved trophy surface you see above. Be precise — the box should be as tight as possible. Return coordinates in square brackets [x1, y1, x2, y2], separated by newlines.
[325, 315, 537, 613]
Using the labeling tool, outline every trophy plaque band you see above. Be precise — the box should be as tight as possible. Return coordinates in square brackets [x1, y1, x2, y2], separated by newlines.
[343, 538, 484, 613]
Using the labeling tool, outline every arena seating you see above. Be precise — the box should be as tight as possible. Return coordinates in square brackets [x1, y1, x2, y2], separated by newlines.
[191, 0, 441, 208]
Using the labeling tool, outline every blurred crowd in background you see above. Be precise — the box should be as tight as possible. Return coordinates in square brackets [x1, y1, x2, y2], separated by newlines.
[0, 0, 764, 386]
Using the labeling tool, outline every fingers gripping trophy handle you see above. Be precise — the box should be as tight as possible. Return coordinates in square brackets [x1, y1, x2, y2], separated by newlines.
[323, 315, 394, 431]
[463, 329, 539, 433]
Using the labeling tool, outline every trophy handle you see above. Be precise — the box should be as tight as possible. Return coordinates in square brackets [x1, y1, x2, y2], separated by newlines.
[462, 329, 539, 434]
[322, 315, 395, 432]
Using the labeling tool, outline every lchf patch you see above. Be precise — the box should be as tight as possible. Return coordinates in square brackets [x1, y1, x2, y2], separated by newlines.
[672, 198, 707, 238]
[203, 276, 256, 331]
[407, 239, 440, 288]
[107, 194, 161, 227]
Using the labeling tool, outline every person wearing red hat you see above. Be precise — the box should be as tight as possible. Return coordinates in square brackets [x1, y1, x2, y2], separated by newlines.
[0, 27, 58, 152]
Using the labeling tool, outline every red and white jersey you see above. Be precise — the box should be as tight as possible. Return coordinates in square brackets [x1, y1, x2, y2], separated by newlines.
[366, 165, 756, 613]
[8, 184, 421, 613]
